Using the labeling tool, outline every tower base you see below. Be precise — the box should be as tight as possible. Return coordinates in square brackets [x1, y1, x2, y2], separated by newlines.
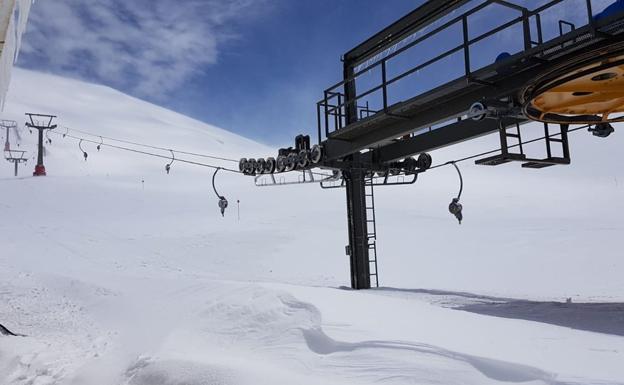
[33, 164, 46, 176]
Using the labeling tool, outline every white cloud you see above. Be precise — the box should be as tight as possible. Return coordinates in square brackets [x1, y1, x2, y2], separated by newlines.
[19, 0, 269, 98]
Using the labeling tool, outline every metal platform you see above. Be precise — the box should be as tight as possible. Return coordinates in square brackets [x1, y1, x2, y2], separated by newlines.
[317, 0, 624, 162]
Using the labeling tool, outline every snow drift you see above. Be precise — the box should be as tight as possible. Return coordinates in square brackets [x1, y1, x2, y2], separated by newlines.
[0, 68, 623, 385]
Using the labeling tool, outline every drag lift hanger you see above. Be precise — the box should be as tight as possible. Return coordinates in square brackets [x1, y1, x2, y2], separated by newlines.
[212, 167, 228, 217]
[165, 150, 175, 174]
[448, 162, 463, 224]
[79, 139, 88, 161]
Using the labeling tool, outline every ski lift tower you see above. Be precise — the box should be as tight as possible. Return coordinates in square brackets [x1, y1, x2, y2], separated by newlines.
[25, 113, 57, 176]
[4, 149, 28, 176]
[2, 120, 16, 151]
[240, 0, 624, 289]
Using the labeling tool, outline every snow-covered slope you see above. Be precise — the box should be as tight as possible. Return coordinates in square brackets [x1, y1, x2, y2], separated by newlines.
[0, 69, 623, 385]
[1, 69, 268, 177]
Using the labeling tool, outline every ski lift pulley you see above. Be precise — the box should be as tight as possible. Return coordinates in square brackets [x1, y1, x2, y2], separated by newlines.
[275, 155, 287, 173]
[239, 158, 248, 173]
[297, 149, 309, 169]
[265, 157, 276, 173]
[256, 158, 267, 174]
[309, 144, 322, 164]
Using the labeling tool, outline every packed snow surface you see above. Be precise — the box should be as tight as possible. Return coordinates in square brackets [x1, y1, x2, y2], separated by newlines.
[1, 68, 623, 384]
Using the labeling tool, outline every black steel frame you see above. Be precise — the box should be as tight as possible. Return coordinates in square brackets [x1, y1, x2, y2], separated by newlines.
[25, 113, 57, 175]
[241, 1, 624, 290]
[320, 0, 590, 135]
[4, 150, 28, 176]
[316, 0, 624, 289]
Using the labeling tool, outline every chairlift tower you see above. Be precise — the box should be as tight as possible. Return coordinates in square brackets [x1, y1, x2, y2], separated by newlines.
[4, 150, 28, 176]
[240, 0, 624, 289]
[1, 120, 16, 152]
[25, 113, 57, 176]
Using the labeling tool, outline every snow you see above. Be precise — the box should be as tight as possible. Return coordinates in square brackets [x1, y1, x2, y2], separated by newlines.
[0, 68, 623, 384]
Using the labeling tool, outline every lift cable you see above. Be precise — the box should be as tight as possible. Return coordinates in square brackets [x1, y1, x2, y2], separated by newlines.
[51, 131, 240, 173]
[52, 123, 593, 178]
[52, 130, 333, 178]
[60, 126, 239, 163]
[431, 123, 591, 224]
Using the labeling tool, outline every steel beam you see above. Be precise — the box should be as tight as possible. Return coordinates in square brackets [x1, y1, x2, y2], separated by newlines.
[373, 117, 527, 163]
[344, 0, 471, 66]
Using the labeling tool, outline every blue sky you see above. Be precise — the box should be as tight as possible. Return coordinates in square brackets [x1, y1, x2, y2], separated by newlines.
[17, 0, 420, 145]
[17, 0, 613, 145]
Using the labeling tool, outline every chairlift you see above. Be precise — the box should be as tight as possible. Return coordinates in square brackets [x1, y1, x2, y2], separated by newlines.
[97, 136, 103, 151]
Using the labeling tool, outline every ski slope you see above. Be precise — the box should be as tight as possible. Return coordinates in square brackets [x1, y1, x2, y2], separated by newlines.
[0, 68, 623, 385]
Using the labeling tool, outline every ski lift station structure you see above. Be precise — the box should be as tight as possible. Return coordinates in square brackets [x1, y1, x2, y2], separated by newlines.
[239, 0, 624, 290]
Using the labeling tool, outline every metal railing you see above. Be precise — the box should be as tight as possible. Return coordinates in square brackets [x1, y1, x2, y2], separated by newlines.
[316, 0, 606, 143]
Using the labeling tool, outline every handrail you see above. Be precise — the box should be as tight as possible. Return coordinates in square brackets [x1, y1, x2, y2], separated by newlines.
[317, 0, 620, 139]
[328, 0, 527, 92]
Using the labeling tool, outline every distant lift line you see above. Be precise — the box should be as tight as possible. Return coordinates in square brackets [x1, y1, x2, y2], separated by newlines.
[50, 130, 240, 173]
[59, 126, 239, 163]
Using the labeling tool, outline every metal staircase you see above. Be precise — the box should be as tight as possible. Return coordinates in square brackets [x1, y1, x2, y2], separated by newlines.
[365, 176, 379, 287]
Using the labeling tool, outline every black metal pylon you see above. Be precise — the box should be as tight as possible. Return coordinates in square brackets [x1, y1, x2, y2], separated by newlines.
[342, 54, 373, 290]
[25, 113, 57, 176]
[344, 161, 371, 290]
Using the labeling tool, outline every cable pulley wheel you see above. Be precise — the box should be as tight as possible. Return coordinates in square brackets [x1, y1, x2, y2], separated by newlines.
[246, 158, 257, 175]
[521, 46, 624, 125]
[417, 153, 432, 170]
[285, 153, 297, 171]
[256, 158, 267, 174]
[239, 158, 248, 173]
[239, 158, 247, 173]
[309, 145, 322, 164]
[297, 150, 309, 169]
[275, 155, 287, 173]
[265, 157, 276, 173]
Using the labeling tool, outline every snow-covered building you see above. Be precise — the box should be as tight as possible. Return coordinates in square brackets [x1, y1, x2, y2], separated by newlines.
[0, 0, 32, 109]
